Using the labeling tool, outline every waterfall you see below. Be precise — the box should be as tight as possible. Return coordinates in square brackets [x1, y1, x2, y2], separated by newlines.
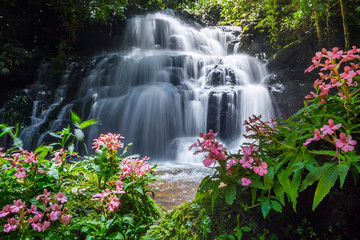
[20, 12, 275, 162]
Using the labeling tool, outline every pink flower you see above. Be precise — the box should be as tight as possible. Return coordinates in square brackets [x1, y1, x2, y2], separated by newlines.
[239, 156, 254, 169]
[340, 66, 356, 80]
[54, 192, 68, 203]
[31, 222, 42, 232]
[4, 218, 18, 232]
[92, 133, 125, 152]
[92, 189, 111, 201]
[37, 169, 47, 175]
[61, 214, 72, 225]
[304, 129, 325, 146]
[9, 200, 25, 213]
[199, 129, 217, 141]
[327, 47, 343, 59]
[334, 133, 357, 152]
[0, 205, 11, 217]
[107, 196, 120, 212]
[49, 211, 61, 221]
[320, 59, 336, 71]
[36, 189, 51, 204]
[241, 178, 252, 186]
[14, 167, 27, 179]
[24, 151, 38, 163]
[226, 158, 237, 170]
[27, 204, 39, 215]
[320, 119, 342, 135]
[203, 156, 216, 167]
[42, 221, 51, 231]
[253, 161, 268, 176]
[305, 64, 315, 73]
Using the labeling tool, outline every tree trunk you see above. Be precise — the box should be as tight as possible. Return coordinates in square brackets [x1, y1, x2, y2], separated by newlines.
[314, 11, 323, 47]
[326, 0, 331, 47]
[339, 0, 350, 49]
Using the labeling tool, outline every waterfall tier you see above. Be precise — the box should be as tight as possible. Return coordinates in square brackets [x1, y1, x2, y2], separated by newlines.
[20, 12, 275, 161]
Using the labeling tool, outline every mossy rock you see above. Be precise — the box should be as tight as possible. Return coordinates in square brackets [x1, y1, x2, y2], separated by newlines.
[144, 180, 360, 240]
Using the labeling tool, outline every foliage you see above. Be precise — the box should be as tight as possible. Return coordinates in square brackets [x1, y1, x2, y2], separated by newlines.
[0, 112, 160, 239]
[0, 95, 33, 126]
[185, 0, 359, 50]
[190, 46, 360, 237]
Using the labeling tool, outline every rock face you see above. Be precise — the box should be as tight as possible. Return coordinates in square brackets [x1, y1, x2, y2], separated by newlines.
[265, 34, 319, 118]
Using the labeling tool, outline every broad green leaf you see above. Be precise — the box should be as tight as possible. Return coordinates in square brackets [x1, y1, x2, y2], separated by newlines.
[48, 131, 62, 139]
[240, 226, 252, 232]
[310, 150, 345, 161]
[225, 184, 236, 205]
[235, 229, 242, 239]
[261, 199, 271, 218]
[290, 170, 302, 211]
[277, 169, 291, 195]
[80, 119, 98, 129]
[273, 182, 285, 205]
[0, 126, 14, 138]
[251, 188, 257, 206]
[135, 186, 144, 195]
[71, 111, 82, 124]
[107, 232, 124, 239]
[339, 162, 350, 188]
[48, 163, 59, 180]
[299, 162, 335, 192]
[312, 166, 339, 210]
[270, 200, 282, 213]
[211, 181, 220, 211]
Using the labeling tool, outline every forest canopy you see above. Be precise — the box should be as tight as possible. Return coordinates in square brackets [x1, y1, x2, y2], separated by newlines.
[1, 0, 359, 78]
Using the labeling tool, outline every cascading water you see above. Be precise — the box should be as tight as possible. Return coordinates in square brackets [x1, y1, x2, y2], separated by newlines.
[20, 12, 275, 164]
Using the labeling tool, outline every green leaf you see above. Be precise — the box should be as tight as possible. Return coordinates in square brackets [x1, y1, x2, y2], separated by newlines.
[135, 186, 144, 195]
[211, 181, 220, 211]
[290, 170, 302, 211]
[80, 119, 98, 129]
[261, 199, 271, 218]
[339, 162, 350, 188]
[48, 131, 62, 139]
[71, 111, 82, 125]
[107, 232, 124, 239]
[312, 165, 339, 210]
[48, 163, 59, 180]
[273, 182, 285, 205]
[299, 162, 335, 192]
[240, 226, 252, 232]
[309, 150, 345, 161]
[270, 200, 282, 213]
[225, 184, 236, 205]
[0, 126, 14, 138]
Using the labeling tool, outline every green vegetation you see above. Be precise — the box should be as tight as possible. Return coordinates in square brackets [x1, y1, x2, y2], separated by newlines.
[0, 112, 160, 239]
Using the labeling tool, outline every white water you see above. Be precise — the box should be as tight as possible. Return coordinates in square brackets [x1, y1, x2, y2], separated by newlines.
[20, 12, 274, 167]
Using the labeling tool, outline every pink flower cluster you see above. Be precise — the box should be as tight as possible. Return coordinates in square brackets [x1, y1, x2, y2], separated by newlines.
[120, 156, 152, 180]
[92, 133, 125, 153]
[189, 130, 226, 167]
[3, 148, 46, 179]
[51, 148, 78, 165]
[0, 190, 71, 233]
[304, 119, 357, 152]
[304, 46, 360, 103]
[227, 144, 269, 186]
[91, 181, 125, 212]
